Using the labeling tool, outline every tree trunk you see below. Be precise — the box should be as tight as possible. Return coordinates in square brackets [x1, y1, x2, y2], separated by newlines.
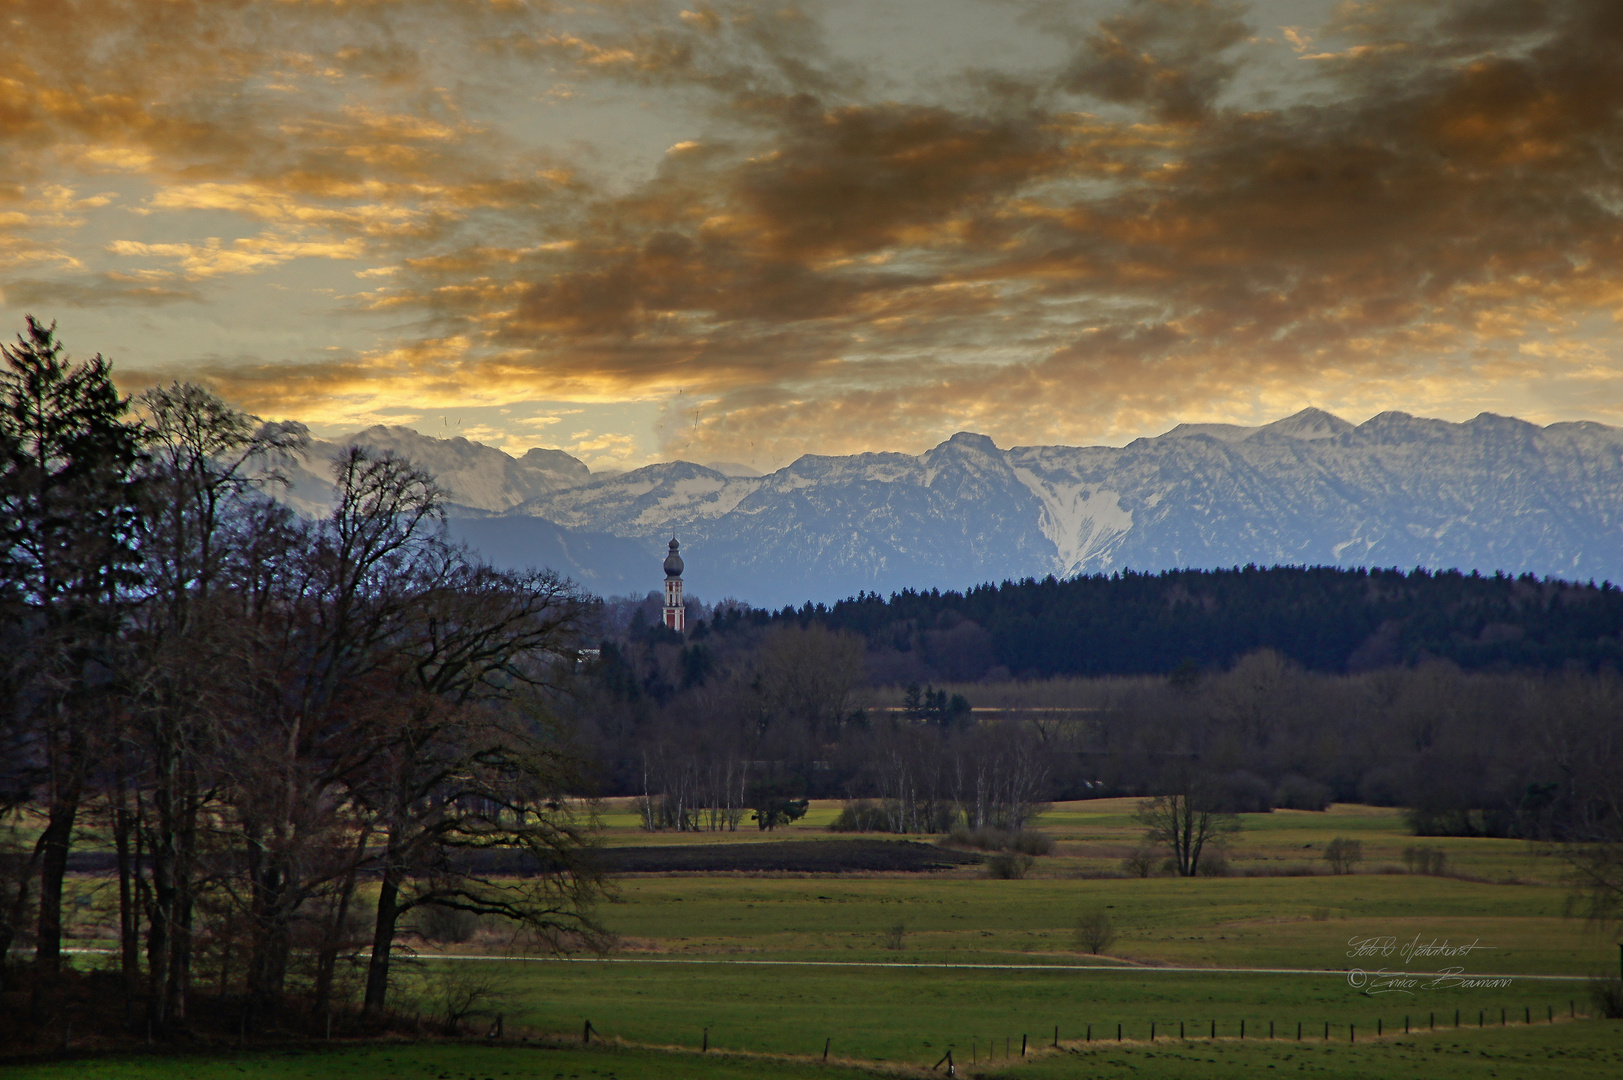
[145, 800, 175, 1029]
[363, 863, 404, 1013]
[114, 796, 141, 1024]
[33, 750, 84, 1019]
[315, 825, 370, 1017]
[172, 769, 199, 1021]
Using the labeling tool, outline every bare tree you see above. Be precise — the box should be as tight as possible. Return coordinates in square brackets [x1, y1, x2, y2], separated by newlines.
[1134, 772, 1239, 877]
[356, 560, 603, 1014]
[122, 382, 303, 1027]
[756, 623, 864, 741]
[1075, 908, 1115, 954]
[1323, 837, 1363, 875]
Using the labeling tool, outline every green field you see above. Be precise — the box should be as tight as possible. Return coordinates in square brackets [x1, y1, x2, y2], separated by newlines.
[39, 801, 1623, 1078]
[9, 1021, 1623, 1080]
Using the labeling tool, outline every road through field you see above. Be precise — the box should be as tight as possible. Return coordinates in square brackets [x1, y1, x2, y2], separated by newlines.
[415, 952, 1596, 982]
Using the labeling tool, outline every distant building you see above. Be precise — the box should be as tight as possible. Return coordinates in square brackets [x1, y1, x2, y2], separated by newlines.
[662, 536, 685, 633]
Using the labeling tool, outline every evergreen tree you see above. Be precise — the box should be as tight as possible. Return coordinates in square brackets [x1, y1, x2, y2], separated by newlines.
[0, 317, 145, 1003]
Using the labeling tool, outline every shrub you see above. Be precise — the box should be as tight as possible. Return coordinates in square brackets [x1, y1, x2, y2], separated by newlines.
[1591, 977, 1623, 1019]
[947, 825, 1006, 850]
[946, 826, 1054, 855]
[1121, 847, 1158, 878]
[1215, 770, 1274, 813]
[1274, 774, 1332, 811]
[829, 798, 959, 833]
[1402, 845, 1448, 875]
[1074, 908, 1115, 954]
[1324, 837, 1363, 874]
[1009, 830, 1055, 856]
[985, 852, 1035, 879]
[416, 904, 480, 944]
[1196, 851, 1229, 877]
[828, 799, 890, 832]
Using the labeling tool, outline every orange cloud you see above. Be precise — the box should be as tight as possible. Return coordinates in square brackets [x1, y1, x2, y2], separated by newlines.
[0, 0, 1619, 474]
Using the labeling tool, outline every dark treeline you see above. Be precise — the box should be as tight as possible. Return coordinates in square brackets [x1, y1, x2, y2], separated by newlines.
[573, 573, 1623, 881]
[0, 320, 601, 1042]
[575, 599, 1622, 843]
[758, 566, 1623, 680]
[569, 609, 1056, 836]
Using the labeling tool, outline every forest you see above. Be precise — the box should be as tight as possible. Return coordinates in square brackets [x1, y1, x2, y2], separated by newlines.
[574, 595, 1623, 848]
[765, 566, 1623, 680]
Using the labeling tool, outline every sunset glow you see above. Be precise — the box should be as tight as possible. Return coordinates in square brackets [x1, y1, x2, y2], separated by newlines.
[2, 0, 1619, 471]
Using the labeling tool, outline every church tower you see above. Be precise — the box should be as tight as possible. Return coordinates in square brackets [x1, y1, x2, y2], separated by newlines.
[662, 536, 685, 633]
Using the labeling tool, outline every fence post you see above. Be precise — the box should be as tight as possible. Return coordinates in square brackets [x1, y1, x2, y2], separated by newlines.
[1377, 1019, 1381, 1036]
[1021, 1034, 1027, 1057]
[824, 1037, 830, 1061]
[1324, 1021, 1329, 1040]
[583, 1020, 591, 1044]
[1240, 1020, 1245, 1039]
[1116, 1024, 1121, 1042]
[1296, 1022, 1301, 1041]
[1211, 1020, 1216, 1039]
[1269, 1021, 1274, 1039]
[1053, 1025, 1058, 1048]
[1150, 1022, 1155, 1042]
[1086, 1024, 1091, 1042]
[703, 1027, 709, 1052]
[1350, 1023, 1355, 1044]
[1180, 1021, 1185, 1039]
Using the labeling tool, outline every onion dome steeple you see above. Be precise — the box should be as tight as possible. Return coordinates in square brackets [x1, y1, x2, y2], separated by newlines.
[661, 537, 686, 633]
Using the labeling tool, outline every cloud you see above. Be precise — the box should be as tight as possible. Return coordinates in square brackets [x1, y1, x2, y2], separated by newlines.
[2, 274, 201, 308]
[1060, 0, 1251, 123]
[3, 0, 1622, 468]
[108, 234, 367, 279]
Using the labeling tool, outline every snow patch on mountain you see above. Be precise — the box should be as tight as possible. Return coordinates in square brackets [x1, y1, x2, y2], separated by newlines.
[1010, 469, 1133, 575]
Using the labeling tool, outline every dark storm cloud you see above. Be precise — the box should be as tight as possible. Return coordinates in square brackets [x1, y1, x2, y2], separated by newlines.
[1059, 0, 1251, 123]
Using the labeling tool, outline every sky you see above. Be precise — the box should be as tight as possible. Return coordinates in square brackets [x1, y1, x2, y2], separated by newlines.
[0, 0, 1619, 473]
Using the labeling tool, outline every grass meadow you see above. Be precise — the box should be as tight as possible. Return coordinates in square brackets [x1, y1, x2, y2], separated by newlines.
[37, 801, 1623, 1078]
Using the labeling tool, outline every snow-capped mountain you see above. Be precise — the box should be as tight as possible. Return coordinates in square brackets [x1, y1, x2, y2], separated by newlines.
[269, 423, 590, 517]
[281, 410, 1623, 608]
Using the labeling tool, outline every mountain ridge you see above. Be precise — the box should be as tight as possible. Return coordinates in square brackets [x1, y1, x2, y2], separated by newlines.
[275, 408, 1623, 607]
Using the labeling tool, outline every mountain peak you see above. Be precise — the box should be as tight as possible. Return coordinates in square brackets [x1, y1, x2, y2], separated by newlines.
[940, 431, 1001, 453]
[1255, 408, 1353, 441]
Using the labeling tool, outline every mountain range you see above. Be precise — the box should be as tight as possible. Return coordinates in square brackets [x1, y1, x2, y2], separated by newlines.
[277, 409, 1623, 607]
